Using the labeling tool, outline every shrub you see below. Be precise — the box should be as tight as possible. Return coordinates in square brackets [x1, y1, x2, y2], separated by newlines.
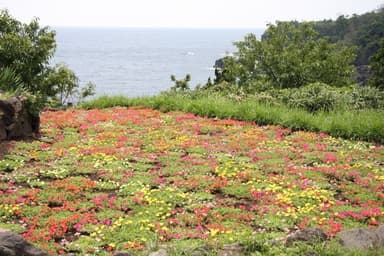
[281, 83, 340, 112]
[350, 85, 384, 109]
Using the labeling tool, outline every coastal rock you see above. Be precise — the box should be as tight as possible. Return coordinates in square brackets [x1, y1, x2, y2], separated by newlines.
[214, 57, 225, 70]
[0, 96, 39, 141]
[0, 229, 47, 256]
[286, 228, 327, 246]
[338, 225, 384, 250]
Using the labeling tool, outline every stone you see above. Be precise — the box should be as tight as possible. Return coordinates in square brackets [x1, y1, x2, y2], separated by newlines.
[190, 244, 214, 256]
[0, 230, 47, 256]
[0, 96, 40, 141]
[376, 225, 384, 247]
[0, 119, 6, 140]
[149, 248, 167, 256]
[114, 252, 133, 256]
[217, 243, 243, 256]
[286, 228, 327, 246]
[338, 226, 384, 250]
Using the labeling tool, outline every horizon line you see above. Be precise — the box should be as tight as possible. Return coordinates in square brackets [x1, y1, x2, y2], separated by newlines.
[51, 25, 267, 30]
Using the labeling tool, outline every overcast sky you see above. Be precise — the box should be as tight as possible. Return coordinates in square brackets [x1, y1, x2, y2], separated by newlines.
[1, 0, 383, 28]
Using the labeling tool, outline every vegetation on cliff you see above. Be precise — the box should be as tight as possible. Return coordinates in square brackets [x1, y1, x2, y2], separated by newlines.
[0, 9, 94, 111]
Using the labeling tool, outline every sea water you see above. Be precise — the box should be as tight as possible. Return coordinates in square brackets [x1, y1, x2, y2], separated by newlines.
[53, 28, 264, 97]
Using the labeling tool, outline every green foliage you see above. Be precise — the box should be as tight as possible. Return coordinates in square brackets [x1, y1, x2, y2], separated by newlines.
[368, 39, 384, 89]
[44, 63, 79, 105]
[80, 82, 96, 101]
[43, 63, 95, 105]
[216, 22, 356, 89]
[0, 9, 95, 110]
[170, 74, 191, 92]
[0, 9, 56, 93]
[213, 57, 246, 85]
[311, 8, 384, 67]
[0, 67, 22, 90]
[350, 85, 384, 109]
[279, 83, 340, 113]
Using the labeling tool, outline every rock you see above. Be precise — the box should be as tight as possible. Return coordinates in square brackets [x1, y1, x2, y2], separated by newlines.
[286, 228, 327, 246]
[338, 226, 384, 250]
[0, 230, 47, 256]
[0, 119, 6, 140]
[217, 243, 243, 256]
[114, 252, 133, 256]
[214, 57, 226, 70]
[376, 226, 384, 247]
[0, 96, 40, 141]
[149, 248, 167, 256]
[190, 244, 214, 256]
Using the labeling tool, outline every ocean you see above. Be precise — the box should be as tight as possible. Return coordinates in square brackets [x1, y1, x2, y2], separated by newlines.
[53, 28, 264, 97]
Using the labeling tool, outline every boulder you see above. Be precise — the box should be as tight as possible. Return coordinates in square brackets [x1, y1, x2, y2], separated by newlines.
[0, 96, 39, 141]
[376, 226, 384, 247]
[0, 118, 6, 140]
[190, 244, 214, 256]
[217, 243, 243, 256]
[0, 229, 47, 256]
[114, 252, 133, 256]
[149, 248, 168, 256]
[338, 225, 384, 250]
[286, 228, 327, 246]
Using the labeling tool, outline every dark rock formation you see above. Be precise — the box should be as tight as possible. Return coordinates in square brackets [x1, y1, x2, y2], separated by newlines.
[214, 57, 226, 70]
[0, 96, 39, 141]
[0, 229, 47, 256]
[286, 228, 328, 246]
[338, 225, 384, 250]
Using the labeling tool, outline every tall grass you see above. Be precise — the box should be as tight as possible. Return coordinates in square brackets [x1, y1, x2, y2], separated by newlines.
[81, 94, 384, 143]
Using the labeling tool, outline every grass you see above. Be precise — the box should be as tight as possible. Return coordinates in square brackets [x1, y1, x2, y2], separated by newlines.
[1, 107, 383, 255]
[81, 94, 384, 143]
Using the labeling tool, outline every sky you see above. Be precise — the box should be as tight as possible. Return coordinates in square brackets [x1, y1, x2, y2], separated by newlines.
[1, 0, 383, 29]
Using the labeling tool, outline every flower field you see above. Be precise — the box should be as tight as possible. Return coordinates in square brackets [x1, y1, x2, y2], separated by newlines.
[0, 107, 383, 255]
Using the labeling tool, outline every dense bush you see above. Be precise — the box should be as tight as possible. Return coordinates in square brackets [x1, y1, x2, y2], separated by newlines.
[279, 83, 340, 112]
[350, 85, 384, 109]
[0, 9, 94, 110]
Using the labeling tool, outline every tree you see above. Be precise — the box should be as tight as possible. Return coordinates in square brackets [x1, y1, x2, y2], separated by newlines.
[170, 74, 191, 92]
[218, 22, 356, 89]
[0, 9, 95, 107]
[368, 39, 384, 89]
[44, 63, 79, 105]
[0, 9, 56, 95]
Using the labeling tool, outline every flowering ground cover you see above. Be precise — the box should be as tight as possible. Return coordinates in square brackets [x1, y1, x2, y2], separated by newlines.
[0, 107, 383, 255]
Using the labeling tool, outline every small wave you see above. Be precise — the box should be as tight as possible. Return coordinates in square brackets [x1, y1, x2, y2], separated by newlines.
[219, 52, 234, 57]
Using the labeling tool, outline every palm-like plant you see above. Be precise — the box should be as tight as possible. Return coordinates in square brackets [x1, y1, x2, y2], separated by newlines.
[0, 67, 23, 92]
